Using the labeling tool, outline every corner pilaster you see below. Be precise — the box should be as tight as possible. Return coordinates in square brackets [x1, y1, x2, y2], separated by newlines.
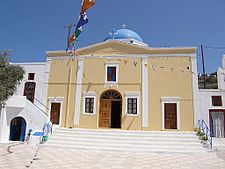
[142, 58, 148, 128]
[0, 108, 8, 143]
[74, 59, 84, 125]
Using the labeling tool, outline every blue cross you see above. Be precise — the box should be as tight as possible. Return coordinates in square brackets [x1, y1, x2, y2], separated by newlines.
[109, 28, 118, 39]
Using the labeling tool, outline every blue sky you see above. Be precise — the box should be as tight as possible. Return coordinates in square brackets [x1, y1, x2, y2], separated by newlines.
[1, 0, 225, 73]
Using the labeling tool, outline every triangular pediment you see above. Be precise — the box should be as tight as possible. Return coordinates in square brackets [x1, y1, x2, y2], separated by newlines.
[76, 40, 151, 56]
[46, 40, 197, 57]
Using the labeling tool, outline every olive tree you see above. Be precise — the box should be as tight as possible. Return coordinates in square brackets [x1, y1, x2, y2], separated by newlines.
[0, 55, 24, 109]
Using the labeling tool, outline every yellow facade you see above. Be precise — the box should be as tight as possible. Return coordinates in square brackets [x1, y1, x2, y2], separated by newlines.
[47, 59, 77, 127]
[148, 56, 194, 131]
[46, 40, 196, 131]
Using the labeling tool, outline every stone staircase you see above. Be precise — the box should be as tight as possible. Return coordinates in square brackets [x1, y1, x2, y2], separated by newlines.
[41, 128, 206, 153]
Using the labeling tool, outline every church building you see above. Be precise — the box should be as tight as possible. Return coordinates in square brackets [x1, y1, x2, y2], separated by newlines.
[46, 28, 198, 131]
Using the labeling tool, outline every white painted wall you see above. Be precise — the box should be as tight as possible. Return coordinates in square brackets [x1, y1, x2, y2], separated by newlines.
[15, 62, 48, 112]
[0, 96, 47, 143]
[198, 90, 225, 127]
[191, 56, 200, 126]
[218, 67, 225, 90]
[217, 55, 225, 90]
[0, 62, 50, 143]
[197, 54, 225, 128]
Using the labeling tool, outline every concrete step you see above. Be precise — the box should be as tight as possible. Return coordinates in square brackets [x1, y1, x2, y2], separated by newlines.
[50, 132, 199, 141]
[54, 128, 196, 136]
[52, 129, 198, 139]
[213, 138, 225, 150]
[40, 143, 205, 153]
[49, 134, 200, 143]
[46, 138, 202, 148]
[42, 128, 205, 153]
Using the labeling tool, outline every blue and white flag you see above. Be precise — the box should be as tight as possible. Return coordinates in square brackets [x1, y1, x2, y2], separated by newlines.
[76, 13, 88, 29]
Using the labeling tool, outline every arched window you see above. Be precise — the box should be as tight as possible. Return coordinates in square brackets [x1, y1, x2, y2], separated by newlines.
[100, 90, 122, 100]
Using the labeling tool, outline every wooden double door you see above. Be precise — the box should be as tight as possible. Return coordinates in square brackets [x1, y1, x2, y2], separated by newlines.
[99, 100, 121, 128]
[165, 103, 177, 129]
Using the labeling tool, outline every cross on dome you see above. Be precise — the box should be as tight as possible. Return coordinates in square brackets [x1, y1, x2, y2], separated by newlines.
[121, 24, 127, 29]
[104, 26, 144, 43]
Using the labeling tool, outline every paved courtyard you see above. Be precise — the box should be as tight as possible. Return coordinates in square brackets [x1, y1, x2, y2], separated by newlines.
[0, 143, 37, 169]
[1, 143, 225, 169]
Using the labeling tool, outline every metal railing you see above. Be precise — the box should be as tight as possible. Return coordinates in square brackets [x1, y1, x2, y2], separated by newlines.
[28, 98, 49, 116]
[34, 98, 49, 110]
[32, 103, 48, 116]
[196, 119, 212, 148]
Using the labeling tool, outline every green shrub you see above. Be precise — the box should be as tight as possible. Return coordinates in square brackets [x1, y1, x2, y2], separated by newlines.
[197, 130, 204, 136]
[200, 135, 208, 141]
[194, 128, 198, 132]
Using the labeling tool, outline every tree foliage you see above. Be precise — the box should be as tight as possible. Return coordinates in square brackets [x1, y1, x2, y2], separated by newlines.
[0, 55, 24, 109]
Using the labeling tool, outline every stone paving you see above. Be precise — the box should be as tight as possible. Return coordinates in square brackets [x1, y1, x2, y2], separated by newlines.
[30, 147, 225, 169]
[1, 143, 225, 169]
[0, 143, 37, 169]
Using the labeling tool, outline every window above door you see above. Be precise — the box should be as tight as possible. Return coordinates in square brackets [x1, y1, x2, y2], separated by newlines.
[28, 73, 35, 80]
[105, 63, 119, 84]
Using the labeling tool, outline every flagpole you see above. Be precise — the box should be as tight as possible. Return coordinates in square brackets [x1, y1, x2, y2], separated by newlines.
[64, 24, 76, 49]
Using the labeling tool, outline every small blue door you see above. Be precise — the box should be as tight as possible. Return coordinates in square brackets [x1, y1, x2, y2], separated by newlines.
[10, 117, 26, 141]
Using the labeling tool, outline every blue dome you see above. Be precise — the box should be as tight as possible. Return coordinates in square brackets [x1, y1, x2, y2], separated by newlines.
[104, 29, 144, 42]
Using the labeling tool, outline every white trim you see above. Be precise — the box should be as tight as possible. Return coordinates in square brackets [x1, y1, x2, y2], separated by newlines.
[161, 97, 180, 102]
[199, 89, 225, 92]
[14, 62, 46, 65]
[142, 58, 148, 127]
[125, 92, 140, 117]
[161, 97, 180, 130]
[105, 60, 120, 64]
[47, 97, 64, 126]
[46, 39, 197, 55]
[47, 53, 196, 61]
[191, 57, 200, 126]
[125, 91, 140, 96]
[208, 107, 225, 110]
[48, 97, 64, 102]
[0, 108, 8, 143]
[42, 59, 51, 113]
[82, 92, 97, 115]
[105, 63, 119, 84]
[74, 60, 84, 125]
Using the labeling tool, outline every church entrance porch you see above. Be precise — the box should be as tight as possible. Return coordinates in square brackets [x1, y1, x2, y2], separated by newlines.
[9, 117, 26, 141]
[99, 90, 122, 129]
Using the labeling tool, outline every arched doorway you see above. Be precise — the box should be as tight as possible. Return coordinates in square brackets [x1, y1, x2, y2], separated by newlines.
[10, 117, 26, 141]
[99, 90, 122, 128]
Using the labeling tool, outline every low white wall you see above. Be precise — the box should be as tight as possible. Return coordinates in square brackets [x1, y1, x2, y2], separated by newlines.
[5, 95, 26, 108]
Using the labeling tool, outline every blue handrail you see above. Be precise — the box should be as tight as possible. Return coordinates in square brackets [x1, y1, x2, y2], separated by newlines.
[34, 98, 49, 110]
[33, 102, 48, 116]
[197, 119, 212, 148]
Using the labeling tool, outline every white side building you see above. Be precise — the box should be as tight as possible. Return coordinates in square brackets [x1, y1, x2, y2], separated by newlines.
[198, 55, 225, 138]
[0, 62, 50, 143]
